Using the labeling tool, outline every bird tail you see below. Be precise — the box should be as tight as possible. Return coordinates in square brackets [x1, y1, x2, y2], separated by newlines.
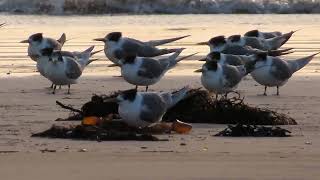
[160, 48, 185, 69]
[266, 30, 296, 50]
[176, 52, 198, 62]
[90, 49, 103, 57]
[288, 52, 319, 73]
[57, 33, 67, 46]
[266, 48, 294, 56]
[165, 49, 198, 69]
[164, 86, 190, 109]
[145, 35, 190, 47]
[77, 46, 96, 68]
[156, 47, 184, 57]
[86, 58, 99, 66]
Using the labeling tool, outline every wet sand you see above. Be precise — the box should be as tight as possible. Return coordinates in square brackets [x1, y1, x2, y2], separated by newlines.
[0, 14, 320, 179]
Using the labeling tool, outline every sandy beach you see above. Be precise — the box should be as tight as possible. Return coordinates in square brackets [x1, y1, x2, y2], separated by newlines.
[0, 14, 320, 179]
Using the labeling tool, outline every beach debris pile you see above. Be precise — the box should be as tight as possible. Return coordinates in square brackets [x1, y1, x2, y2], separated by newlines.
[32, 124, 161, 141]
[33, 115, 191, 141]
[32, 121, 163, 141]
[215, 124, 291, 137]
[164, 89, 297, 125]
[56, 88, 296, 125]
[32, 89, 295, 141]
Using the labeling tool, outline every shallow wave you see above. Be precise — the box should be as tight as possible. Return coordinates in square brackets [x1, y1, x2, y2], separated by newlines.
[1, 0, 320, 14]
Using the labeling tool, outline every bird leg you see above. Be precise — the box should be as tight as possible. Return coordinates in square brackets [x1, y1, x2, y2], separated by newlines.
[50, 83, 54, 89]
[263, 86, 268, 96]
[67, 84, 71, 94]
[135, 85, 138, 90]
[59, 85, 62, 89]
[145, 86, 149, 92]
[52, 85, 57, 94]
[276, 86, 279, 96]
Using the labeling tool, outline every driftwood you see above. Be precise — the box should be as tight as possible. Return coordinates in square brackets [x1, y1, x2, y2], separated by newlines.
[215, 124, 291, 137]
[56, 89, 297, 125]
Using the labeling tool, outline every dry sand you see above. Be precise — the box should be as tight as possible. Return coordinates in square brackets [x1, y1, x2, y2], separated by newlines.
[0, 14, 320, 179]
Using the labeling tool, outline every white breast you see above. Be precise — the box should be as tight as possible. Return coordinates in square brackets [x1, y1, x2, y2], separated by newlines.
[105, 40, 123, 64]
[201, 67, 231, 94]
[251, 58, 284, 86]
[121, 59, 159, 86]
[45, 61, 77, 85]
[36, 57, 49, 78]
[118, 95, 150, 127]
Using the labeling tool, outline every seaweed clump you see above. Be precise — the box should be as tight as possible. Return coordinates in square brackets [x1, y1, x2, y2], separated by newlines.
[56, 89, 297, 125]
[215, 124, 291, 137]
[164, 89, 297, 125]
[32, 121, 164, 142]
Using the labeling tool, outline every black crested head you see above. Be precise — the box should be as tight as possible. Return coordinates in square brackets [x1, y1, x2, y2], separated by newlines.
[121, 89, 137, 102]
[208, 36, 226, 46]
[228, 35, 241, 42]
[106, 32, 122, 42]
[256, 52, 268, 61]
[205, 60, 218, 71]
[41, 48, 53, 56]
[123, 54, 136, 64]
[30, 33, 43, 42]
[244, 30, 259, 37]
[208, 51, 221, 61]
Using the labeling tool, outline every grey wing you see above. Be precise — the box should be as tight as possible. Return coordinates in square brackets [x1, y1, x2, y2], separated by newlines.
[65, 58, 82, 79]
[222, 65, 242, 88]
[123, 39, 162, 57]
[245, 37, 265, 50]
[270, 59, 292, 81]
[222, 45, 254, 55]
[121, 39, 144, 55]
[137, 59, 163, 79]
[60, 51, 75, 58]
[263, 32, 282, 39]
[225, 55, 244, 65]
[140, 94, 166, 123]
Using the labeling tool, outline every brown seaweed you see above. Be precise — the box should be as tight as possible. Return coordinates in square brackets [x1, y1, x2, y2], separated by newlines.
[32, 124, 164, 141]
[56, 89, 297, 125]
[215, 124, 291, 137]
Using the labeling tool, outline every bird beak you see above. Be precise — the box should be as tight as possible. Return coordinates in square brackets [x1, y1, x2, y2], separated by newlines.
[197, 41, 209, 46]
[104, 97, 118, 103]
[194, 69, 203, 73]
[108, 63, 121, 67]
[20, 39, 29, 43]
[93, 38, 105, 42]
[198, 57, 207, 61]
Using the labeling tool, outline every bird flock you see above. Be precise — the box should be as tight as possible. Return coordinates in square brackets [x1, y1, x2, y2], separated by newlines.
[18, 27, 318, 128]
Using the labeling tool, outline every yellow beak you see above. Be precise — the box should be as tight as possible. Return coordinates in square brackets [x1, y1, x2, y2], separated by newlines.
[20, 39, 29, 43]
[93, 38, 105, 42]
[197, 41, 209, 46]
[194, 69, 203, 73]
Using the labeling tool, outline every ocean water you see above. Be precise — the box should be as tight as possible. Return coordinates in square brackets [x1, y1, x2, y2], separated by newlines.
[0, 0, 320, 14]
[0, 14, 319, 75]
